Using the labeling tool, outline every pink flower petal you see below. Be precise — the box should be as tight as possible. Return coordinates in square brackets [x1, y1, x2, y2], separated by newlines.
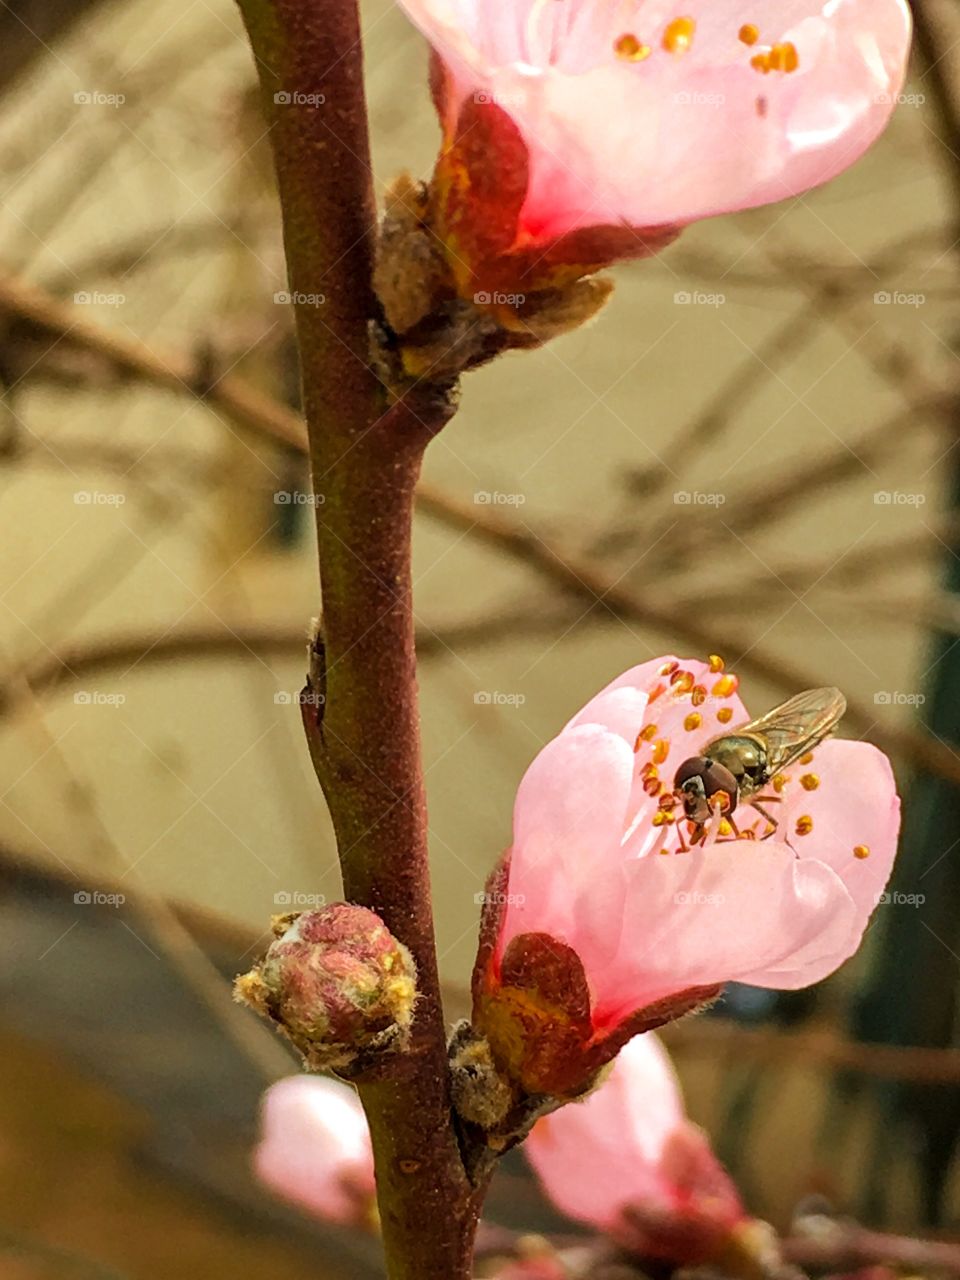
[400, 0, 911, 234]
[254, 1076, 375, 1223]
[593, 836, 856, 1026]
[504, 724, 635, 968]
[742, 737, 900, 987]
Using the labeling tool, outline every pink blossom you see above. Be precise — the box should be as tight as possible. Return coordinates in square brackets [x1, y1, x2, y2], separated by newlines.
[525, 1032, 749, 1263]
[473, 655, 899, 1094]
[398, 0, 911, 277]
[254, 1075, 376, 1224]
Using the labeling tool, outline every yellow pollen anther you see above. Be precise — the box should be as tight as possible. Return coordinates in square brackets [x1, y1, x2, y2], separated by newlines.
[641, 762, 658, 781]
[741, 828, 758, 841]
[640, 723, 658, 741]
[649, 682, 666, 702]
[712, 674, 739, 698]
[707, 654, 724, 672]
[718, 818, 733, 836]
[772, 772, 788, 793]
[663, 15, 695, 54]
[716, 706, 734, 724]
[653, 739, 670, 765]
[751, 51, 771, 73]
[643, 776, 661, 797]
[658, 792, 676, 809]
[799, 752, 814, 765]
[670, 670, 695, 694]
[795, 814, 814, 836]
[738, 23, 760, 45]
[768, 41, 799, 71]
[684, 712, 702, 731]
[652, 810, 669, 826]
[853, 844, 871, 859]
[659, 660, 679, 676]
[800, 773, 820, 791]
[614, 32, 652, 61]
[691, 684, 707, 707]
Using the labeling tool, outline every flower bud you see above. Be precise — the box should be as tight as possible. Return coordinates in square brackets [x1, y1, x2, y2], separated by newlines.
[235, 904, 417, 1071]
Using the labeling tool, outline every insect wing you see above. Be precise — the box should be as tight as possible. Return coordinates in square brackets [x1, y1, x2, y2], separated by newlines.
[737, 687, 846, 773]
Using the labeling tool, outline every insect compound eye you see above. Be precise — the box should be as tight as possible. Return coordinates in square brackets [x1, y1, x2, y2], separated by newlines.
[700, 759, 740, 806]
[674, 756, 710, 791]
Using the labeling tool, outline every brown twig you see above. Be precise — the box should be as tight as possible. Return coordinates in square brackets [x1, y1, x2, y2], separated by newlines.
[232, 1, 484, 1276]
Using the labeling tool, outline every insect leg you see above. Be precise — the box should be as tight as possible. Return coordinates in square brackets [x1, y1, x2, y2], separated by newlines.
[749, 799, 780, 839]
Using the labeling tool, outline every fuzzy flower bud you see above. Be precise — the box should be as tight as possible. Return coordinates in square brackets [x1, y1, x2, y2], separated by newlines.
[235, 904, 417, 1072]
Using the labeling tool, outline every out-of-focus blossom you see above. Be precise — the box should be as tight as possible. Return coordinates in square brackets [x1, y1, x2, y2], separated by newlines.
[254, 1075, 376, 1225]
[526, 1033, 752, 1263]
[394, 0, 912, 295]
[473, 655, 899, 1095]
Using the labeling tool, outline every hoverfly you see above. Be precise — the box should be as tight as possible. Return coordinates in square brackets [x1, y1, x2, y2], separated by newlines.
[673, 687, 846, 842]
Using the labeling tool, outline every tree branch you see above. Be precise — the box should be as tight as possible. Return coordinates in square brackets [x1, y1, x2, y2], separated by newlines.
[232, 1, 480, 1276]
